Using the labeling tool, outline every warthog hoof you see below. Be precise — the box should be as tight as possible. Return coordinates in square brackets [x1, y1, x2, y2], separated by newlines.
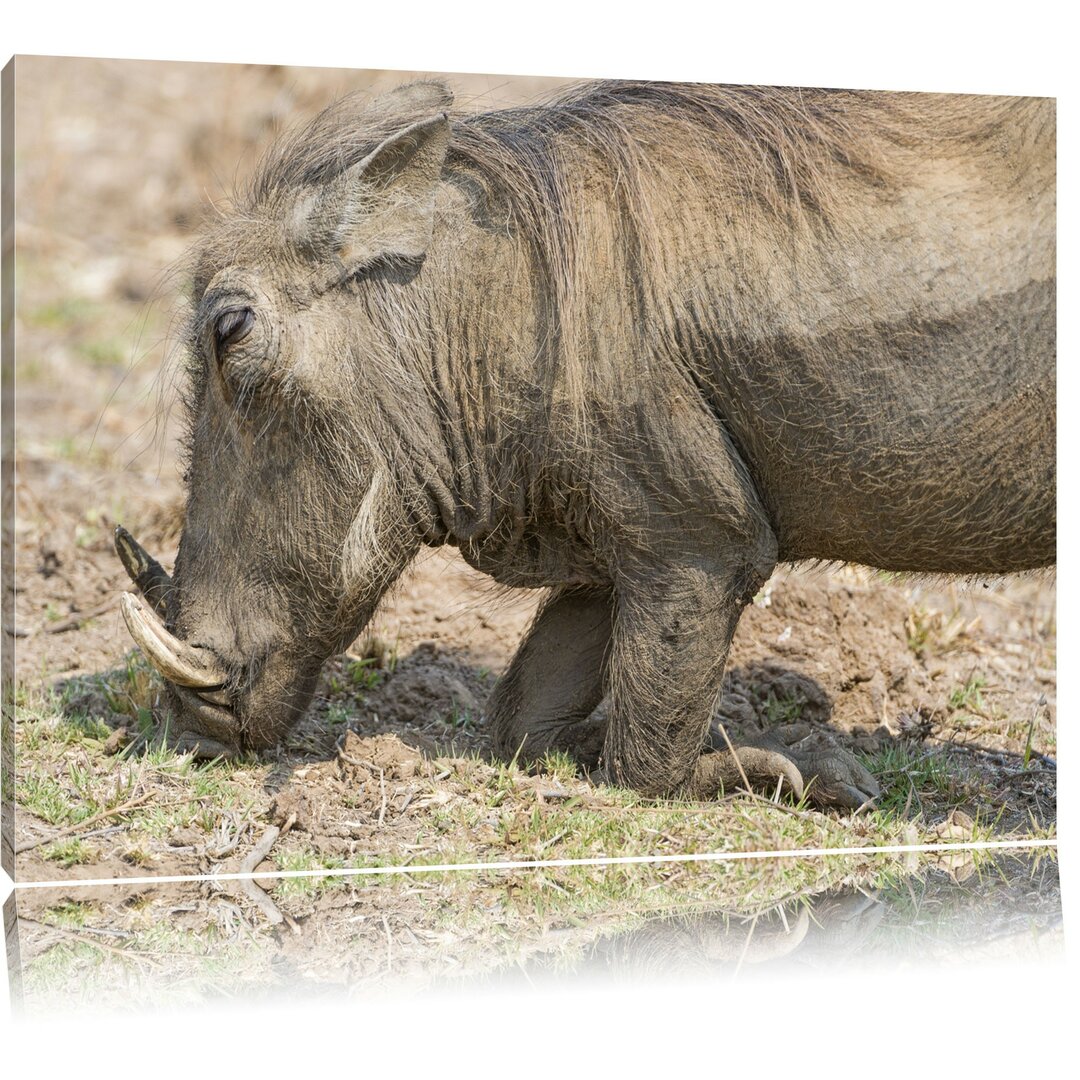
[701, 721, 881, 810]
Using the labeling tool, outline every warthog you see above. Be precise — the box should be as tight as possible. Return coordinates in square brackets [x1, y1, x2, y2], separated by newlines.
[117, 80, 1055, 809]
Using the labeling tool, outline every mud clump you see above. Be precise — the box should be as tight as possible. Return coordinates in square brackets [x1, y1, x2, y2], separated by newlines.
[269, 786, 317, 833]
[373, 656, 481, 729]
[335, 731, 437, 783]
[719, 574, 931, 743]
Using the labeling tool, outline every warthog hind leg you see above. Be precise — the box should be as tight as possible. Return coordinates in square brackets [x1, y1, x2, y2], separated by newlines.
[488, 586, 614, 768]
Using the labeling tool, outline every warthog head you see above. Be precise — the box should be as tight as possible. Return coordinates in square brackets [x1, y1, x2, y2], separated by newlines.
[118, 83, 457, 757]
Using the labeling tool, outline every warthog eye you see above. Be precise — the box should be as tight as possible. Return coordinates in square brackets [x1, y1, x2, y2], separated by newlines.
[213, 306, 255, 355]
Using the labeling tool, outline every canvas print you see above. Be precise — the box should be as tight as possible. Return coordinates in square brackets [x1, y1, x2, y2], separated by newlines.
[0, 55, 1056, 968]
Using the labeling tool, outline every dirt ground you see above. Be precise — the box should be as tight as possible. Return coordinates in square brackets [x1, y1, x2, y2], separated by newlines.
[5, 57, 1057, 895]
[6, 850, 1062, 1012]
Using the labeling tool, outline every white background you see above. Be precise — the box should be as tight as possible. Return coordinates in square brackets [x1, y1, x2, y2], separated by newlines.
[1, 2, 1073, 1072]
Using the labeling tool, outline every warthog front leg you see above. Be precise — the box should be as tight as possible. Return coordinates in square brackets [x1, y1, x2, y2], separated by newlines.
[597, 557, 762, 798]
[488, 565, 880, 811]
[598, 557, 880, 810]
[488, 586, 614, 768]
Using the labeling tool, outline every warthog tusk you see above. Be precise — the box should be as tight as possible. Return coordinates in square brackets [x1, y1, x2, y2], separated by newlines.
[120, 592, 228, 690]
[195, 688, 233, 706]
[114, 525, 172, 620]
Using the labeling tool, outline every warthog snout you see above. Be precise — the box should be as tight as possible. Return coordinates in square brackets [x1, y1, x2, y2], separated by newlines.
[115, 525, 317, 758]
[117, 524, 345, 760]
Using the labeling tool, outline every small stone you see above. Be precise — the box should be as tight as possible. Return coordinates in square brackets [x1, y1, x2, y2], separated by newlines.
[103, 727, 130, 755]
[270, 787, 314, 832]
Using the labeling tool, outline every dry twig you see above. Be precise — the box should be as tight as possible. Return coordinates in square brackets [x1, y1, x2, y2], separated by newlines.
[16, 791, 154, 854]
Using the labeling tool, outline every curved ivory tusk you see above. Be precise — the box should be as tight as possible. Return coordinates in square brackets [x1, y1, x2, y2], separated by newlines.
[195, 688, 233, 706]
[120, 592, 227, 689]
[115, 525, 172, 620]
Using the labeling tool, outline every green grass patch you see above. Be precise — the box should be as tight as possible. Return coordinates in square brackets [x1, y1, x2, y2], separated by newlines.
[273, 846, 347, 899]
[26, 296, 101, 329]
[41, 839, 98, 867]
[948, 674, 987, 714]
[537, 750, 581, 785]
[347, 658, 383, 690]
[97, 653, 160, 728]
[763, 688, 805, 725]
[442, 706, 477, 733]
[861, 743, 979, 822]
[16, 675, 262, 849]
[42, 902, 98, 928]
[18, 769, 91, 827]
[77, 338, 128, 369]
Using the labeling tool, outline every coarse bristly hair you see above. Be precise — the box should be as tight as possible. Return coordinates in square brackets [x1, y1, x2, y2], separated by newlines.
[182, 79, 1054, 577]
[237, 79, 1048, 287]
[160, 78, 1053, 791]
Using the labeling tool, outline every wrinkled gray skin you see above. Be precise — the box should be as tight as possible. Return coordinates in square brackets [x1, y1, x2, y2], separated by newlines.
[119, 81, 1055, 810]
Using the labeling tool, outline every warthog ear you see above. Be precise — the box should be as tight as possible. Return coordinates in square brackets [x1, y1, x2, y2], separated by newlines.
[298, 113, 451, 274]
[365, 81, 454, 120]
